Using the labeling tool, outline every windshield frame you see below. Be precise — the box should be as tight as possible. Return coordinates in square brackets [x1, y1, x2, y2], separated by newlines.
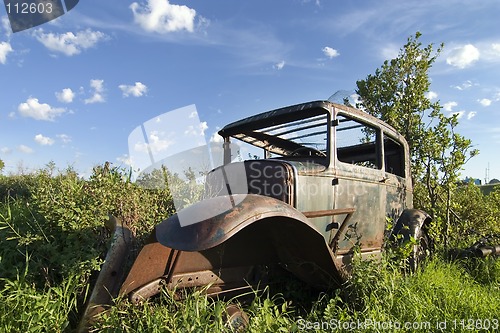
[219, 102, 333, 165]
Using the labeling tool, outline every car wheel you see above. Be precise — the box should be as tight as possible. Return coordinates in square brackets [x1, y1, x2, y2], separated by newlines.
[409, 227, 432, 271]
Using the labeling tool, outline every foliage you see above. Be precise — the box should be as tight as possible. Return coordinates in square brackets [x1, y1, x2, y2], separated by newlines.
[446, 182, 500, 247]
[136, 164, 204, 210]
[0, 163, 176, 331]
[0, 163, 499, 332]
[321, 256, 500, 333]
[355, 32, 478, 246]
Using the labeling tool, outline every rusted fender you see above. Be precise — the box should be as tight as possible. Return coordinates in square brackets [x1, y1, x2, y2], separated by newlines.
[156, 194, 319, 251]
[390, 209, 432, 242]
[155, 194, 343, 287]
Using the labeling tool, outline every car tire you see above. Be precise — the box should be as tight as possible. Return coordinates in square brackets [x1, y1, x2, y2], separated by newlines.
[409, 226, 432, 271]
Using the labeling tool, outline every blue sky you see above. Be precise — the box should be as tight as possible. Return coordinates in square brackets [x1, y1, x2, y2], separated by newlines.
[1, 0, 499, 181]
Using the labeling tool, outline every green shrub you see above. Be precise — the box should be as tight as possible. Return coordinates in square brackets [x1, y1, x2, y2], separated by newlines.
[0, 163, 499, 332]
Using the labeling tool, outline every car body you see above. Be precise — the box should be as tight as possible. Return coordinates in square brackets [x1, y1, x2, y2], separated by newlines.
[79, 100, 431, 330]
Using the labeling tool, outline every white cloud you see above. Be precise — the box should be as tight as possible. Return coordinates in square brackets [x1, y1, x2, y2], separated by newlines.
[57, 134, 72, 143]
[452, 80, 475, 90]
[0, 41, 13, 64]
[210, 132, 223, 143]
[34, 134, 55, 146]
[480, 43, 500, 63]
[18, 97, 66, 121]
[200, 122, 208, 136]
[85, 79, 105, 104]
[467, 112, 477, 120]
[118, 82, 148, 97]
[117, 154, 133, 166]
[492, 43, 500, 53]
[18, 145, 34, 154]
[446, 44, 480, 69]
[322, 46, 340, 59]
[274, 60, 285, 70]
[443, 101, 458, 112]
[1, 16, 11, 36]
[35, 29, 108, 56]
[90, 79, 104, 91]
[130, 0, 197, 33]
[451, 111, 465, 119]
[184, 121, 208, 136]
[301, 0, 321, 6]
[381, 45, 399, 60]
[426, 91, 438, 100]
[478, 98, 491, 107]
[134, 131, 173, 154]
[1, 147, 12, 154]
[55, 88, 75, 103]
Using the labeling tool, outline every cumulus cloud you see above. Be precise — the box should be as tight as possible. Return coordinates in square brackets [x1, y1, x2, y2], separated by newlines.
[446, 44, 480, 69]
[443, 101, 458, 112]
[35, 29, 108, 56]
[18, 145, 34, 154]
[34, 134, 55, 146]
[210, 131, 223, 143]
[380, 44, 399, 60]
[134, 131, 173, 154]
[1, 147, 12, 154]
[274, 60, 285, 70]
[56, 134, 72, 143]
[119, 82, 148, 97]
[55, 88, 75, 103]
[1, 16, 11, 36]
[117, 154, 133, 166]
[451, 111, 465, 119]
[130, 0, 197, 33]
[184, 121, 208, 136]
[18, 97, 66, 121]
[452, 80, 475, 90]
[467, 112, 477, 120]
[322, 46, 340, 59]
[0, 41, 13, 64]
[85, 79, 105, 104]
[426, 91, 438, 100]
[492, 43, 500, 52]
[478, 98, 491, 107]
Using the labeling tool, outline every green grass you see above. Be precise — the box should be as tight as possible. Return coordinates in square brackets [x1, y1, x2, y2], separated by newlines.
[0, 166, 499, 332]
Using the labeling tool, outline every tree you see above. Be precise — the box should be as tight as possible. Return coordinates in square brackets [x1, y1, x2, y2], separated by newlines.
[0, 159, 4, 173]
[355, 32, 478, 246]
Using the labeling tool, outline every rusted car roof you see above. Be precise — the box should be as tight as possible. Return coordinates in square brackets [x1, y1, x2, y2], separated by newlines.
[218, 100, 405, 145]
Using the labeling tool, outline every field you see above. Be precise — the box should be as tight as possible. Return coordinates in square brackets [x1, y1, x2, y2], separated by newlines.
[1, 164, 499, 332]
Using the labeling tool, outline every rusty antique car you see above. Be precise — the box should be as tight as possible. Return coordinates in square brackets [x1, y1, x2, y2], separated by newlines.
[79, 100, 432, 329]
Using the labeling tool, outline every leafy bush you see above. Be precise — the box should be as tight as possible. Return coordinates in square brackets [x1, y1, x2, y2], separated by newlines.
[447, 183, 500, 247]
[0, 163, 178, 331]
[0, 164, 499, 332]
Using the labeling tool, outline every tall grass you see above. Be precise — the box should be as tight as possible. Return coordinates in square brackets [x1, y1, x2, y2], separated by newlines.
[0, 165, 498, 332]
